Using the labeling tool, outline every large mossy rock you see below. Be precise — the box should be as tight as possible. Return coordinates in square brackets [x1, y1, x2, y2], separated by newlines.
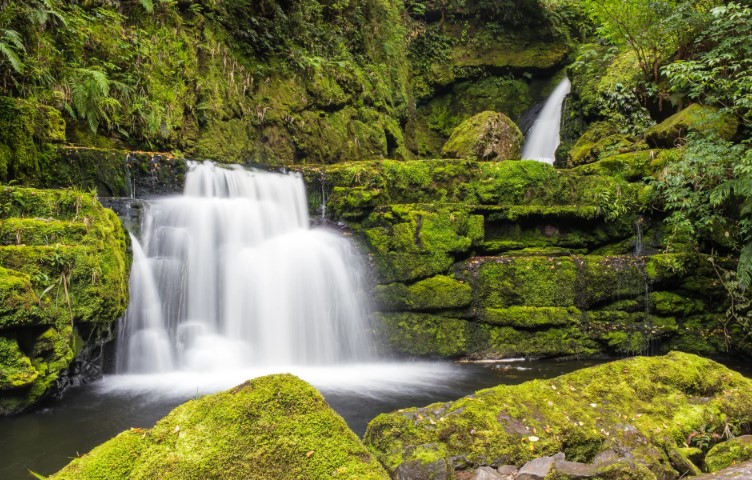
[51, 374, 389, 480]
[364, 353, 752, 479]
[442, 111, 523, 161]
[645, 104, 738, 147]
[0, 187, 129, 414]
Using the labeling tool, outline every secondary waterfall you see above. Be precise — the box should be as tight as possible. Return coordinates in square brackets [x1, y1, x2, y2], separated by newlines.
[117, 161, 373, 373]
[522, 77, 571, 164]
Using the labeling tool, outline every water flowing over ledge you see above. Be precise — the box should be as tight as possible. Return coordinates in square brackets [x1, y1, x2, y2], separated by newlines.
[117, 161, 374, 374]
[522, 76, 571, 163]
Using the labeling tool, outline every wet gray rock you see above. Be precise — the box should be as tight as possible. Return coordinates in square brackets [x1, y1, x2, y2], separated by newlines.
[517, 453, 564, 480]
[471, 466, 505, 480]
[551, 459, 598, 479]
[395, 458, 451, 480]
[496, 465, 519, 476]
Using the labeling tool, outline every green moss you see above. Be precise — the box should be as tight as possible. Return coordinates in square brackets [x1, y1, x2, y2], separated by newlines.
[0, 266, 38, 328]
[472, 323, 597, 359]
[193, 119, 255, 164]
[705, 436, 752, 472]
[0, 336, 38, 389]
[377, 276, 473, 311]
[376, 312, 468, 357]
[442, 111, 522, 161]
[650, 291, 703, 317]
[471, 256, 578, 308]
[364, 353, 752, 476]
[53, 374, 389, 480]
[645, 104, 738, 148]
[0, 97, 64, 185]
[574, 256, 645, 309]
[452, 39, 570, 72]
[0, 187, 129, 414]
[480, 306, 581, 328]
[566, 122, 635, 167]
[601, 331, 646, 354]
[571, 150, 657, 181]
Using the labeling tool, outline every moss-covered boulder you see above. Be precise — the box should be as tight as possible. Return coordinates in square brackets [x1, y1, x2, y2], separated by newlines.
[645, 104, 738, 148]
[442, 112, 523, 161]
[705, 436, 752, 473]
[364, 353, 752, 478]
[0, 187, 129, 414]
[52, 374, 389, 480]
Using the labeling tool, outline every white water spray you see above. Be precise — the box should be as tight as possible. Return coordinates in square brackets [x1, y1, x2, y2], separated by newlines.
[522, 77, 571, 164]
[117, 162, 373, 373]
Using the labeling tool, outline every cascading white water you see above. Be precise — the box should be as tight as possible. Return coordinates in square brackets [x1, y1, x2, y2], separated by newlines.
[117, 161, 373, 373]
[521, 77, 571, 164]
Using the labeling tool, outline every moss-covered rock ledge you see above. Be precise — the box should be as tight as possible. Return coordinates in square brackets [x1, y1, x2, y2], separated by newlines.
[0, 187, 129, 414]
[51, 374, 389, 480]
[364, 352, 752, 479]
[294, 159, 730, 359]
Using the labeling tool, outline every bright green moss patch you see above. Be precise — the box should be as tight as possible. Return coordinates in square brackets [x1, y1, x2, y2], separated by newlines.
[571, 150, 657, 181]
[0, 336, 38, 389]
[471, 256, 578, 308]
[0, 266, 38, 327]
[0, 97, 64, 185]
[480, 306, 581, 328]
[472, 323, 596, 359]
[375, 276, 472, 311]
[52, 374, 389, 480]
[364, 353, 752, 475]
[377, 312, 468, 357]
[705, 436, 752, 472]
[650, 291, 703, 317]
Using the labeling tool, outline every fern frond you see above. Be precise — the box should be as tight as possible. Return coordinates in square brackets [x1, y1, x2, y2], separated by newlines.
[0, 43, 24, 73]
[738, 241, 752, 290]
[2, 29, 25, 50]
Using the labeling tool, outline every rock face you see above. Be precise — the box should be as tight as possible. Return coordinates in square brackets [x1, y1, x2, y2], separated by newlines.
[442, 112, 523, 161]
[294, 158, 730, 360]
[51, 374, 389, 480]
[364, 353, 752, 479]
[645, 104, 738, 147]
[0, 187, 129, 414]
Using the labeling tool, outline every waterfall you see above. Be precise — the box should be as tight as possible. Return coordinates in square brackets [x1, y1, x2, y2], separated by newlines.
[117, 161, 373, 373]
[522, 77, 571, 164]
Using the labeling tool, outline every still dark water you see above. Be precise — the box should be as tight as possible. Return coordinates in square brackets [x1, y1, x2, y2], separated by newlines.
[1, 358, 747, 480]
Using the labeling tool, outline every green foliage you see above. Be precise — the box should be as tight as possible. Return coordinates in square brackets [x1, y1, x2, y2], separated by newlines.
[0, 29, 24, 74]
[650, 135, 752, 273]
[662, 3, 752, 127]
[64, 68, 127, 133]
[581, 0, 716, 81]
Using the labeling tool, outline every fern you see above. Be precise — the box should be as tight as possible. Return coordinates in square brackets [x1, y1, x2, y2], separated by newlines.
[740, 241, 752, 290]
[0, 29, 25, 73]
[26, 0, 68, 28]
[65, 67, 127, 133]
